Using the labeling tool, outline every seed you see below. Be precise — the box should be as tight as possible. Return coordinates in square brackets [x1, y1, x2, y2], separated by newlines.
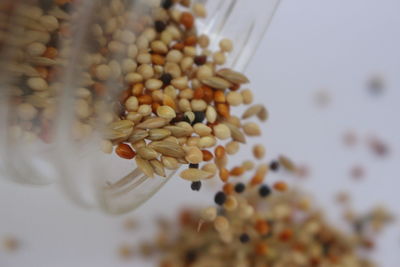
[180, 12, 194, 29]
[257, 106, 269, 121]
[214, 191, 227, 206]
[194, 55, 207, 66]
[100, 140, 113, 154]
[224, 195, 238, 211]
[234, 183, 246, 193]
[17, 103, 38, 121]
[214, 146, 225, 159]
[193, 3, 206, 17]
[125, 96, 139, 111]
[253, 144, 266, 159]
[216, 68, 249, 84]
[147, 129, 171, 141]
[255, 220, 270, 235]
[201, 77, 232, 90]
[213, 124, 231, 140]
[162, 156, 180, 170]
[193, 111, 206, 124]
[156, 105, 176, 120]
[224, 123, 246, 143]
[136, 117, 169, 129]
[215, 154, 228, 169]
[230, 166, 245, 176]
[214, 91, 226, 103]
[198, 136, 216, 148]
[273, 181, 288, 192]
[226, 91, 243, 106]
[205, 106, 217, 123]
[166, 49, 183, 63]
[164, 126, 192, 137]
[193, 123, 212, 136]
[241, 89, 253, 104]
[137, 147, 158, 160]
[279, 155, 296, 172]
[150, 159, 166, 177]
[191, 181, 202, 191]
[180, 168, 212, 181]
[28, 57, 58, 66]
[103, 120, 134, 140]
[95, 64, 111, 80]
[242, 104, 264, 119]
[197, 65, 213, 80]
[242, 160, 255, 171]
[116, 143, 136, 159]
[145, 79, 163, 91]
[189, 163, 199, 169]
[201, 163, 217, 177]
[226, 141, 239, 155]
[136, 157, 154, 178]
[219, 167, 229, 182]
[270, 160, 280, 171]
[216, 103, 230, 118]
[198, 34, 210, 48]
[259, 185, 271, 197]
[243, 122, 261, 136]
[128, 129, 148, 143]
[239, 233, 250, 243]
[27, 42, 46, 56]
[214, 216, 229, 233]
[27, 77, 48, 91]
[150, 141, 185, 158]
[219, 38, 233, 52]
[201, 150, 213, 161]
[201, 206, 217, 221]
[191, 99, 207, 111]
[223, 183, 234, 195]
[184, 146, 203, 164]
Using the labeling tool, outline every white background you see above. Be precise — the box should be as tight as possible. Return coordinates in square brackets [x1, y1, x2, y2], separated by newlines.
[1, 0, 400, 266]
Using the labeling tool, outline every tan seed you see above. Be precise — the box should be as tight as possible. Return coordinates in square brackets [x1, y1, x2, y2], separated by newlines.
[226, 141, 239, 155]
[136, 117, 168, 129]
[241, 89, 253, 104]
[242, 160, 255, 171]
[201, 163, 217, 178]
[128, 129, 148, 143]
[164, 125, 192, 137]
[136, 157, 154, 178]
[201, 77, 232, 90]
[226, 91, 243, 106]
[201, 206, 217, 221]
[243, 122, 261, 136]
[161, 156, 180, 170]
[216, 69, 249, 84]
[214, 216, 229, 233]
[103, 120, 134, 140]
[258, 106, 269, 121]
[150, 141, 185, 158]
[223, 195, 238, 211]
[150, 159, 166, 177]
[145, 79, 163, 91]
[148, 129, 171, 141]
[180, 168, 213, 181]
[206, 106, 217, 123]
[224, 123, 246, 143]
[100, 140, 113, 154]
[193, 123, 212, 136]
[213, 124, 231, 140]
[253, 144, 266, 159]
[198, 136, 216, 148]
[184, 146, 203, 164]
[137, 147, 158, 160]
[157, 105, 176, 120]
[242, 104, 264, 119]
[279, 155, 297, 172]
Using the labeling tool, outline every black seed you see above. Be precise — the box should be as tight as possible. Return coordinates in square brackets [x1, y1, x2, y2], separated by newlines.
[234, 183, 246, 193]
[194, 55, 207, 66]
[61, 3, 73, 12]
[239, 233, 250, 243]
[189, 163, 199, 169]
[185, 250, 197, 263]
[214, 191, 226, 205]
[160, 73, 172, 86]
[269, 161, 280, 171]
[191, 181, 202, 191]
[155, 20, 166, 33]
[193, 111, 205, 124]
[259, 185, 271, 197]
[161, 0, 173, 9]
[171, 113, 184, 123]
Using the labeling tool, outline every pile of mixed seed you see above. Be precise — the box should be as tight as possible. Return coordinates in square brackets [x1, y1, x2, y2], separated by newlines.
[132, 190, 392, 267]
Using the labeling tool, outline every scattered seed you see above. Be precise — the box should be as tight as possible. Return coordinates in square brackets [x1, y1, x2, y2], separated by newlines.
[136, 157, 154, 178]
[243, 122, 261, 136]
[180, 168, 212, 181]
[150, 141, 185, 158]
[201, 77, 232, 90]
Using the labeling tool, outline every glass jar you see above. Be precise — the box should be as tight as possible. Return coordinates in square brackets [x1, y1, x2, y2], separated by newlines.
[0, 0, 280, 214]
